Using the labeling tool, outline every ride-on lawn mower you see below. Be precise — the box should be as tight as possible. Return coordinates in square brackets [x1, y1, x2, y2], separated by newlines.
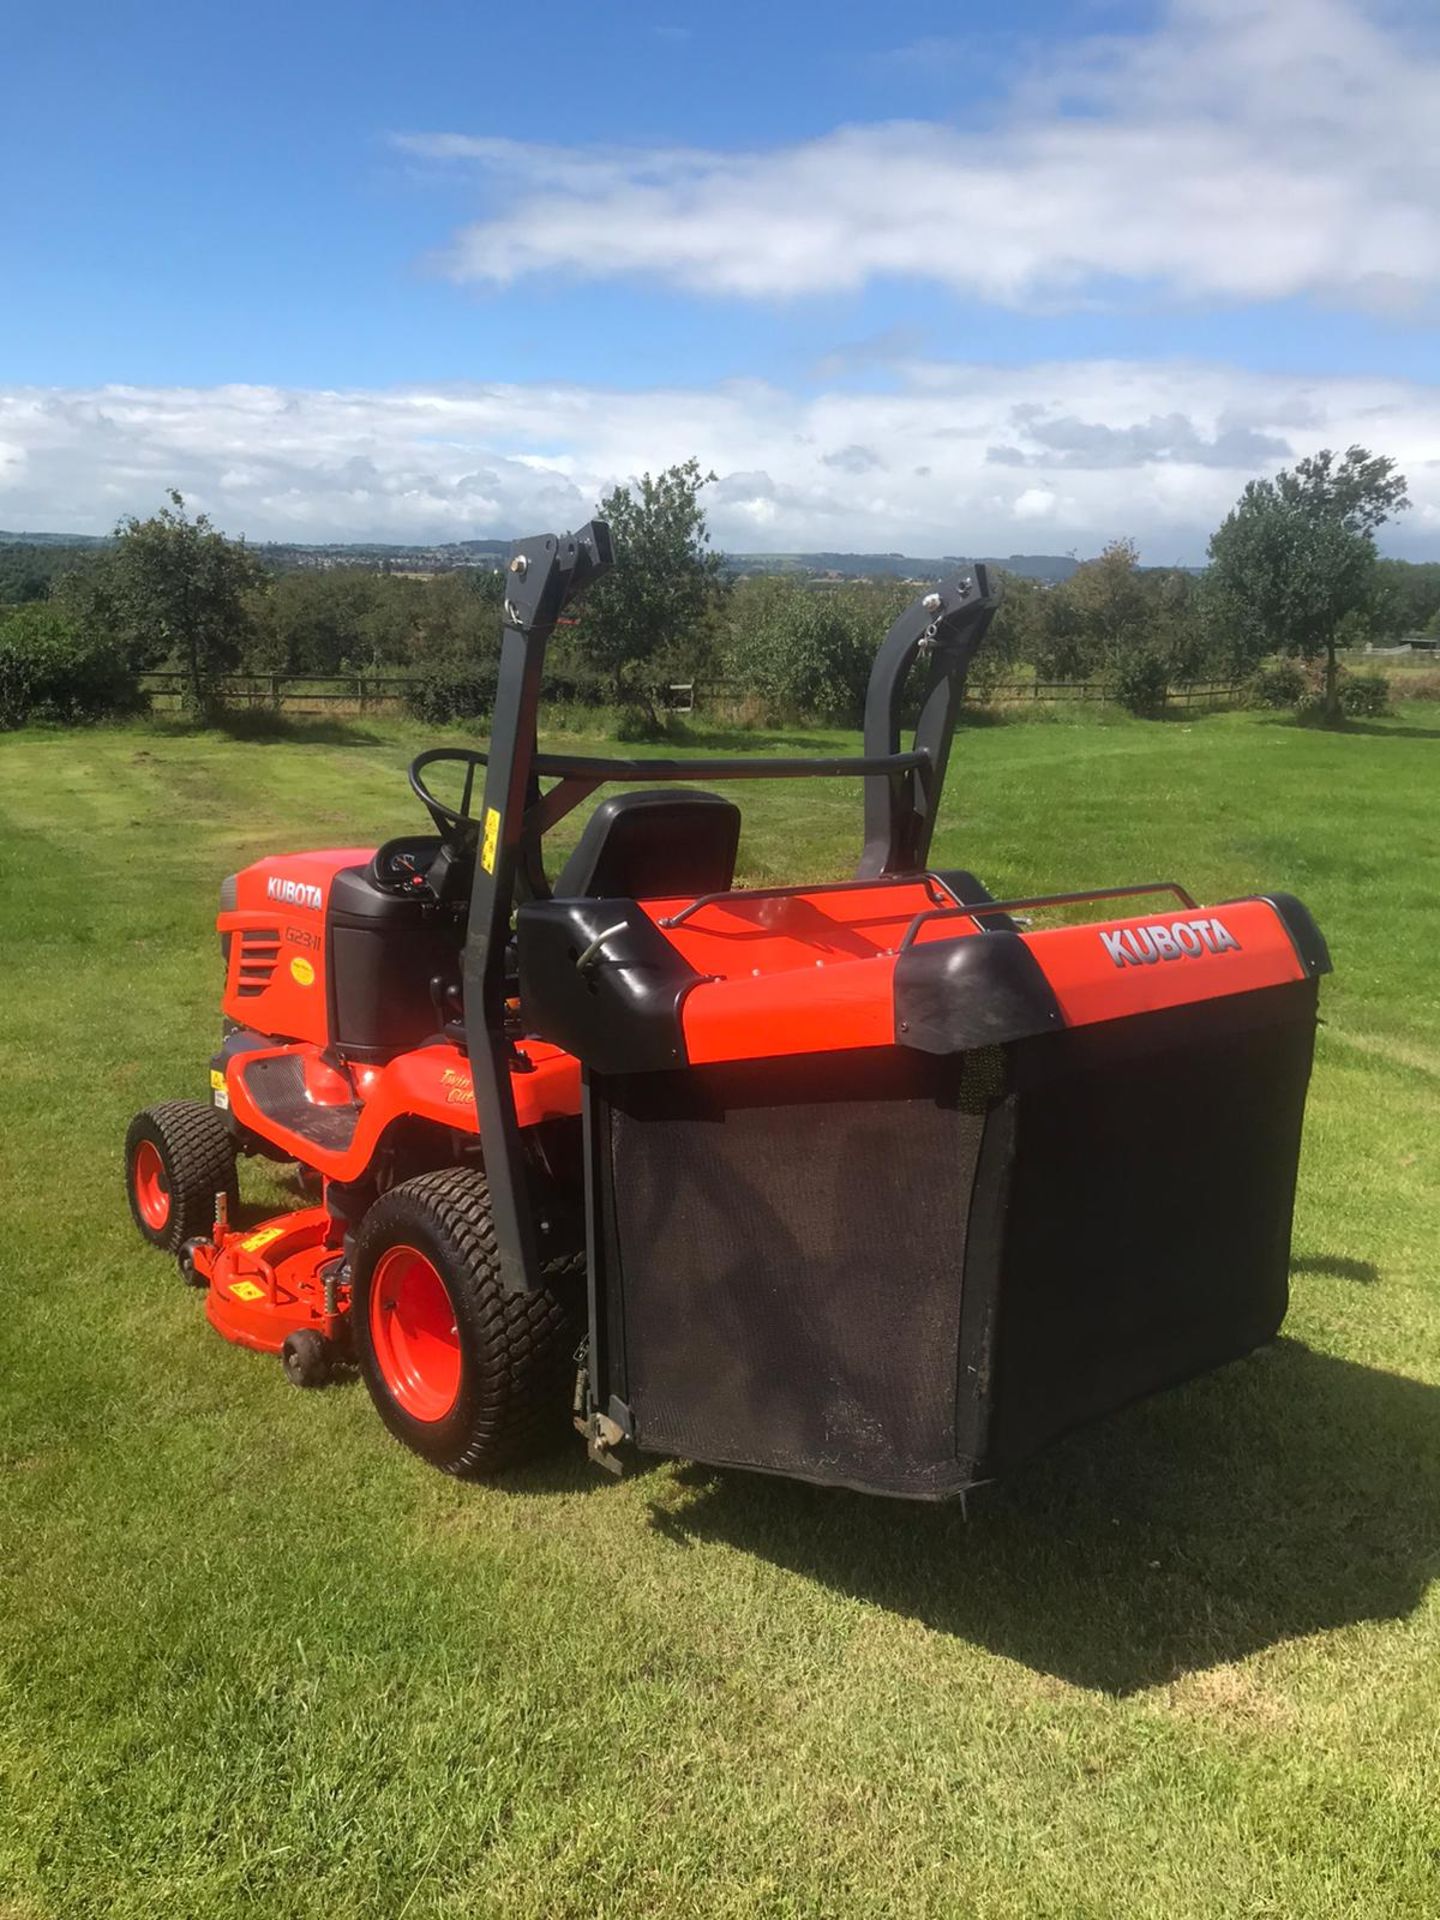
[125, 522, 1331, 1498]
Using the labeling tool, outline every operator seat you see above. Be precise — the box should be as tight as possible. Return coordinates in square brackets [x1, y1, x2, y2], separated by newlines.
[554, 790, 741, 902]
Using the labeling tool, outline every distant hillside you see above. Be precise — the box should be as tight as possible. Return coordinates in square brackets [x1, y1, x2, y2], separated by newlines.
[0, 530, 111, 549]
[252, 538, 513, 573]
[244, 541, 1082, 583]
[0, 528, 1079, 583]
[724, 551, 1078, 583]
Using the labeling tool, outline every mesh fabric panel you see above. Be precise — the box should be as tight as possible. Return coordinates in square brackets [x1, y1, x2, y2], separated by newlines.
[595, 1050, 990, 1497]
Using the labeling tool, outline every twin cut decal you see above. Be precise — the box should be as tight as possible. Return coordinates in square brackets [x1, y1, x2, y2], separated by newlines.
[266, 876, 324, 911]
[1100, 917, 1241, 968]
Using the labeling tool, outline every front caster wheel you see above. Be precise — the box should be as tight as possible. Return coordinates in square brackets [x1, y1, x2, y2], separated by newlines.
[177, 1238, 210, 1288]
[281, 1328, 332, 1388]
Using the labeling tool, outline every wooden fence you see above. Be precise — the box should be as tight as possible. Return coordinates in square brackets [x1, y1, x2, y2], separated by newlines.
[140, 671, 423, 713]
[139, 670, 1245, 717]
[979, 680, 1243, 710]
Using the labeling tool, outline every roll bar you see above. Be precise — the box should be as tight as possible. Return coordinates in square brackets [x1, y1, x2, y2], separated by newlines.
[463, 520, 1000, 1292]
[858, 566, 1000, 875]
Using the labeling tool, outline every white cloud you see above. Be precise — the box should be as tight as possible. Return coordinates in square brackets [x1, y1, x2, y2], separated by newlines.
[1013, 487, 1061, 522]
[396, 0, 1440, 313]
[1, 361, 1437, 559]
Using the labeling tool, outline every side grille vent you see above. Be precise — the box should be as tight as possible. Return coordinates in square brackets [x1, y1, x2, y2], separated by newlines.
[236, 928, 281, 997]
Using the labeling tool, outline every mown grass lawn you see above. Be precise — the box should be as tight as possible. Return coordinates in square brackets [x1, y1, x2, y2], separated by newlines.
[1, 703, 1438, 1919]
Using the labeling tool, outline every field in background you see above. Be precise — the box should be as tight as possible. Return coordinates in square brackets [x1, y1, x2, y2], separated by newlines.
[2, 704, 1438, 1918]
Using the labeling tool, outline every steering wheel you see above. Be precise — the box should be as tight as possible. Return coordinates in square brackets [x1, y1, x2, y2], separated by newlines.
[408, 747, 489, 836]
[366, 748, 492, 899]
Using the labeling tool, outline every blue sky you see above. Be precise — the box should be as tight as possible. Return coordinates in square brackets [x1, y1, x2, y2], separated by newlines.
[2, 0, 1438, 557]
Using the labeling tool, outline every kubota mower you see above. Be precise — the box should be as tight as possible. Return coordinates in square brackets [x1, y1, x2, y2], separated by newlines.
[125, 522, 1331, 1498]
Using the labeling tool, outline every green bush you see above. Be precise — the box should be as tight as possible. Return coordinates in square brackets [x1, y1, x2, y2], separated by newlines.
[1248, 661, 1307, 708]
[1108, 650, 1170, 717]
[404, 661, 499, 726]
[613, 701, 671, 743]
[1337, 669, 1391, 717]
[0, 604, 147, 729]
[1294, 665, 1392, 723]
[724, 582, 875, 724]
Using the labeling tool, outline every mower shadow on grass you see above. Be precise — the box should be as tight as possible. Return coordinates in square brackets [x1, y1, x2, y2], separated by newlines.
[1334, 719, 1440, 742]
[1258, 715, 1440, 743]
[1291, 1252, 1380, 1284]
[653, 1335, 1440, 1695]
[496, 1449, 666, 1499]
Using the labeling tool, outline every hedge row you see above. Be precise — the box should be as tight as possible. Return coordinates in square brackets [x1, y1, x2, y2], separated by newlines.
[0, 599, 1397, 730]
[0, 605, 148, 728]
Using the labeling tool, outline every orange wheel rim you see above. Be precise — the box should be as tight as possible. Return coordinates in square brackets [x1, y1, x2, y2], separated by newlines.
[369, 1245, 461, 1422]
[133, 1140, 171, 1231]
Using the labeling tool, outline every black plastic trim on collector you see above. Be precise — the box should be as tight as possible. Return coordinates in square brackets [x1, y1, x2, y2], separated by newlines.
[894, 930, 1064, 1054]
[517, 898, 706, 1074]
[1253, 892, 1333, 978]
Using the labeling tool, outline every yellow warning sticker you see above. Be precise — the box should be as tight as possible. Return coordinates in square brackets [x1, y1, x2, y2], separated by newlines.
[290, 956, 315, 987]
[209, 1068, 226, 1091]
[240, 1225, 284, 1255]
[481, 806, 501, 875]
[228, 1280, 266, 1302]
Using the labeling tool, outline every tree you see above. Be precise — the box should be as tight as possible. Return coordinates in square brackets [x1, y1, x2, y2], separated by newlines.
[977, 571, 1042, 690]
[579, 459, 721, 712]
[1021, 540, 1155, 687]
[724, 576, 879, 723]
[1207, 447, 1409, 723]
[251, 568, 388, 675]
[72, 491, 265, 718]
[1065, 540, 1150, 668]
[1026, 577, 1093, 683]
[410, 568, 505, 668]
[0, 542, 96, 607]
[1145, 566, 1214, 685]
[0, 602, 145, 728]
[1369, 558, 1440, 642]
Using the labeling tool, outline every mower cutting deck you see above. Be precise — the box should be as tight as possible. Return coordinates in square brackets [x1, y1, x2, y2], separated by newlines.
[125, 521, 1330, 1498]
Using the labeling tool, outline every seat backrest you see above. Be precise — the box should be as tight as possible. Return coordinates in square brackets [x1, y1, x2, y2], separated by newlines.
[554, 789, 741, 901]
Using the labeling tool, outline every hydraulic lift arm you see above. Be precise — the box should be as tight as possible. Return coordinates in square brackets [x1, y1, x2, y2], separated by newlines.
[857, 564, 1001, 877]
[463, 524, 614, 1297]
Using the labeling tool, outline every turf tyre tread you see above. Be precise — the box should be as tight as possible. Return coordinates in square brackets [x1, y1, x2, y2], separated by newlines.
[352, 1167, 582, 1477]
[125, 1100, 238, 1253]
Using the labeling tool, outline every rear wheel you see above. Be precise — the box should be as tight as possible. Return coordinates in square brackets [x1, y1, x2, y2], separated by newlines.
[351, 1167, 582, 1476]
[125, 1102, 238, 1253]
